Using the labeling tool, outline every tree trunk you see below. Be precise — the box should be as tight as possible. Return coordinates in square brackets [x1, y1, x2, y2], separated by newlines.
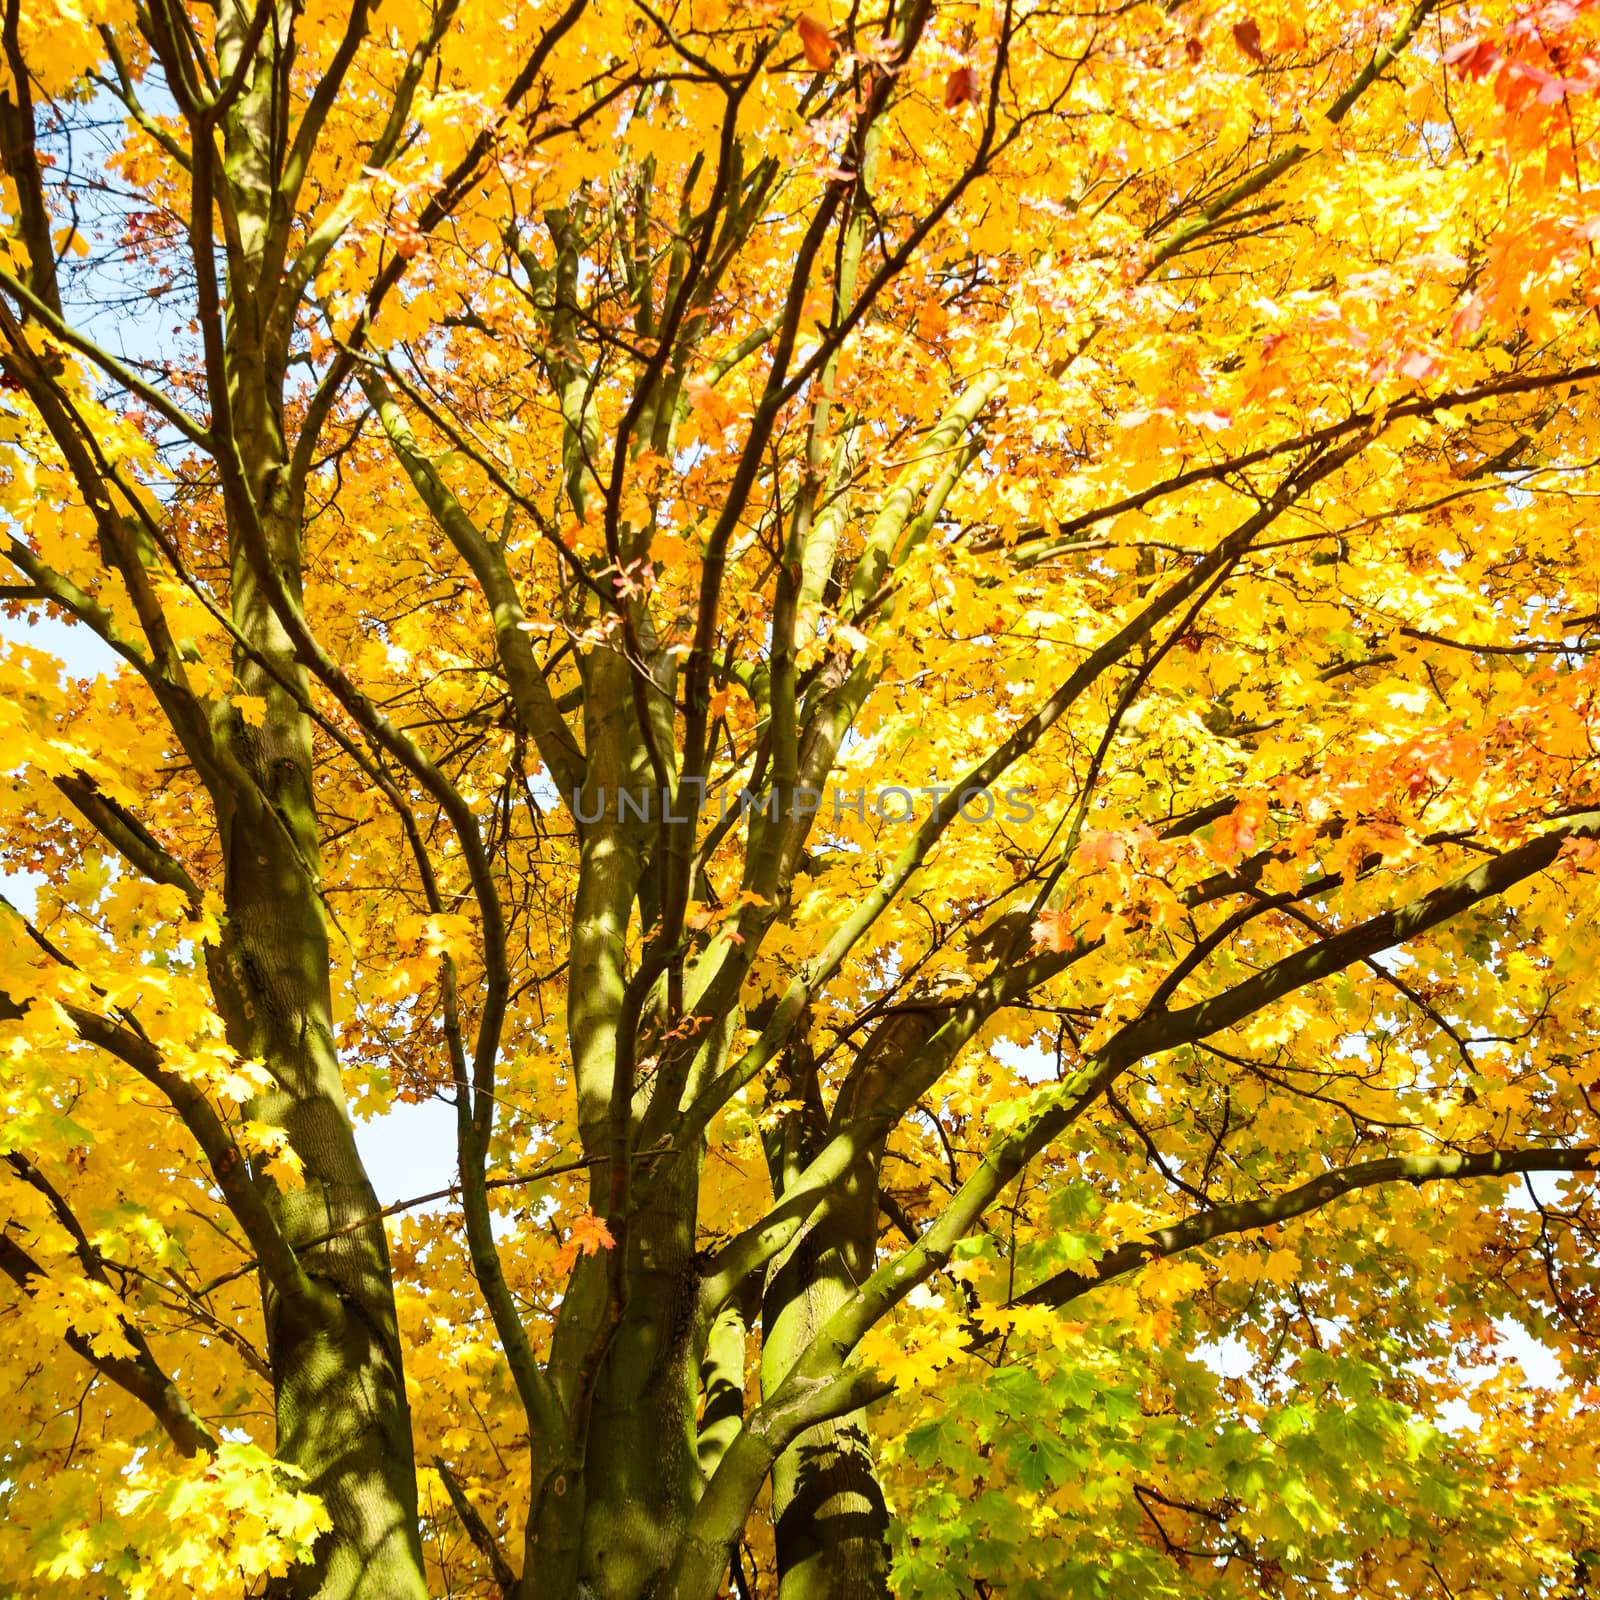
[762, 1230, 892, 1600]
[574, 1147, 707, 1598]
[525, 645, 711, 1598]
[212, 656, 429, 1600]
[217, 302, 428, 1594]
[760, 1039, 895, 1600]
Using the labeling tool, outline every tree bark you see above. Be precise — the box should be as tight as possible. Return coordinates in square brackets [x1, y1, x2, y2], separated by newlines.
[763, 1231, 892, 1600]
[213, 43, 429, 1569]
[758, 1029, 911, 1600]
[216, 494, 429, 1598]
[575, 1148, 707, 1598]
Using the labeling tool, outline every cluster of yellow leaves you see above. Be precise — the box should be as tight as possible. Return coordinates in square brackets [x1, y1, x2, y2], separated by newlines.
[27, 1443, 328, 1598]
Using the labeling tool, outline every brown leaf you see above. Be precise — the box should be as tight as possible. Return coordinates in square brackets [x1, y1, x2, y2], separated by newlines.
[1185, 35, 1204, 64]
[944, 64, 979, 107]
[1232, 18, 1265, 62]
[796, 14, 839, 71]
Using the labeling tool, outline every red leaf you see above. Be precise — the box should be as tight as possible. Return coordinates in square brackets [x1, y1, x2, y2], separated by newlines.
[1445, 37, 1500, 79]
[944, 64, 979, 107]
[1232, 19, 1265, 63]
[796, 14, 839, 71]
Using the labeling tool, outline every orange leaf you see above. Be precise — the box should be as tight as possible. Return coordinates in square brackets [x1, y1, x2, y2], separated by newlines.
[797, 14, 838, 71]
[553, 1209, 616, 1276]
[1075, 829, 1127, 870]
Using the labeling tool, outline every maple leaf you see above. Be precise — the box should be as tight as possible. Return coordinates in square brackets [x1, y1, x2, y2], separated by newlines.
[796, 14, 838, 72]
[1208, 801, 1266, 864]
[1451, 291, 1489, 340]
[1031, 910, 1078, 952]
[1445, 37, 1501, 80]
[944, 66, 980, 108]
[1233, 18, 1266, 63]
[1396, 349, 1442, 382]
[1074, 829, 1127, 869]
[233, 693, 266, 727]
[553, 1210, 616, 1277]
[1262, 1247, 1302, 1287]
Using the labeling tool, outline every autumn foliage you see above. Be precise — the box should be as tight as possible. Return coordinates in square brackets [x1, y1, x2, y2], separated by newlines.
[5, 0, 1600, 1596]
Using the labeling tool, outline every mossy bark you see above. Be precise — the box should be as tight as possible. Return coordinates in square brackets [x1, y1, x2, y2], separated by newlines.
[758, 1036, 900, 1600]
[763, 1234, 892, 1600]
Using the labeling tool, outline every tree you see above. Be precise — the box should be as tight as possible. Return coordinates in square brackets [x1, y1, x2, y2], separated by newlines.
[4, 0, 1600, 1593]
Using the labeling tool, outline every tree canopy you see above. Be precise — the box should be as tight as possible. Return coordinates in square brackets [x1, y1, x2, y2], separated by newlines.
[4, 0, 1600, 1595]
